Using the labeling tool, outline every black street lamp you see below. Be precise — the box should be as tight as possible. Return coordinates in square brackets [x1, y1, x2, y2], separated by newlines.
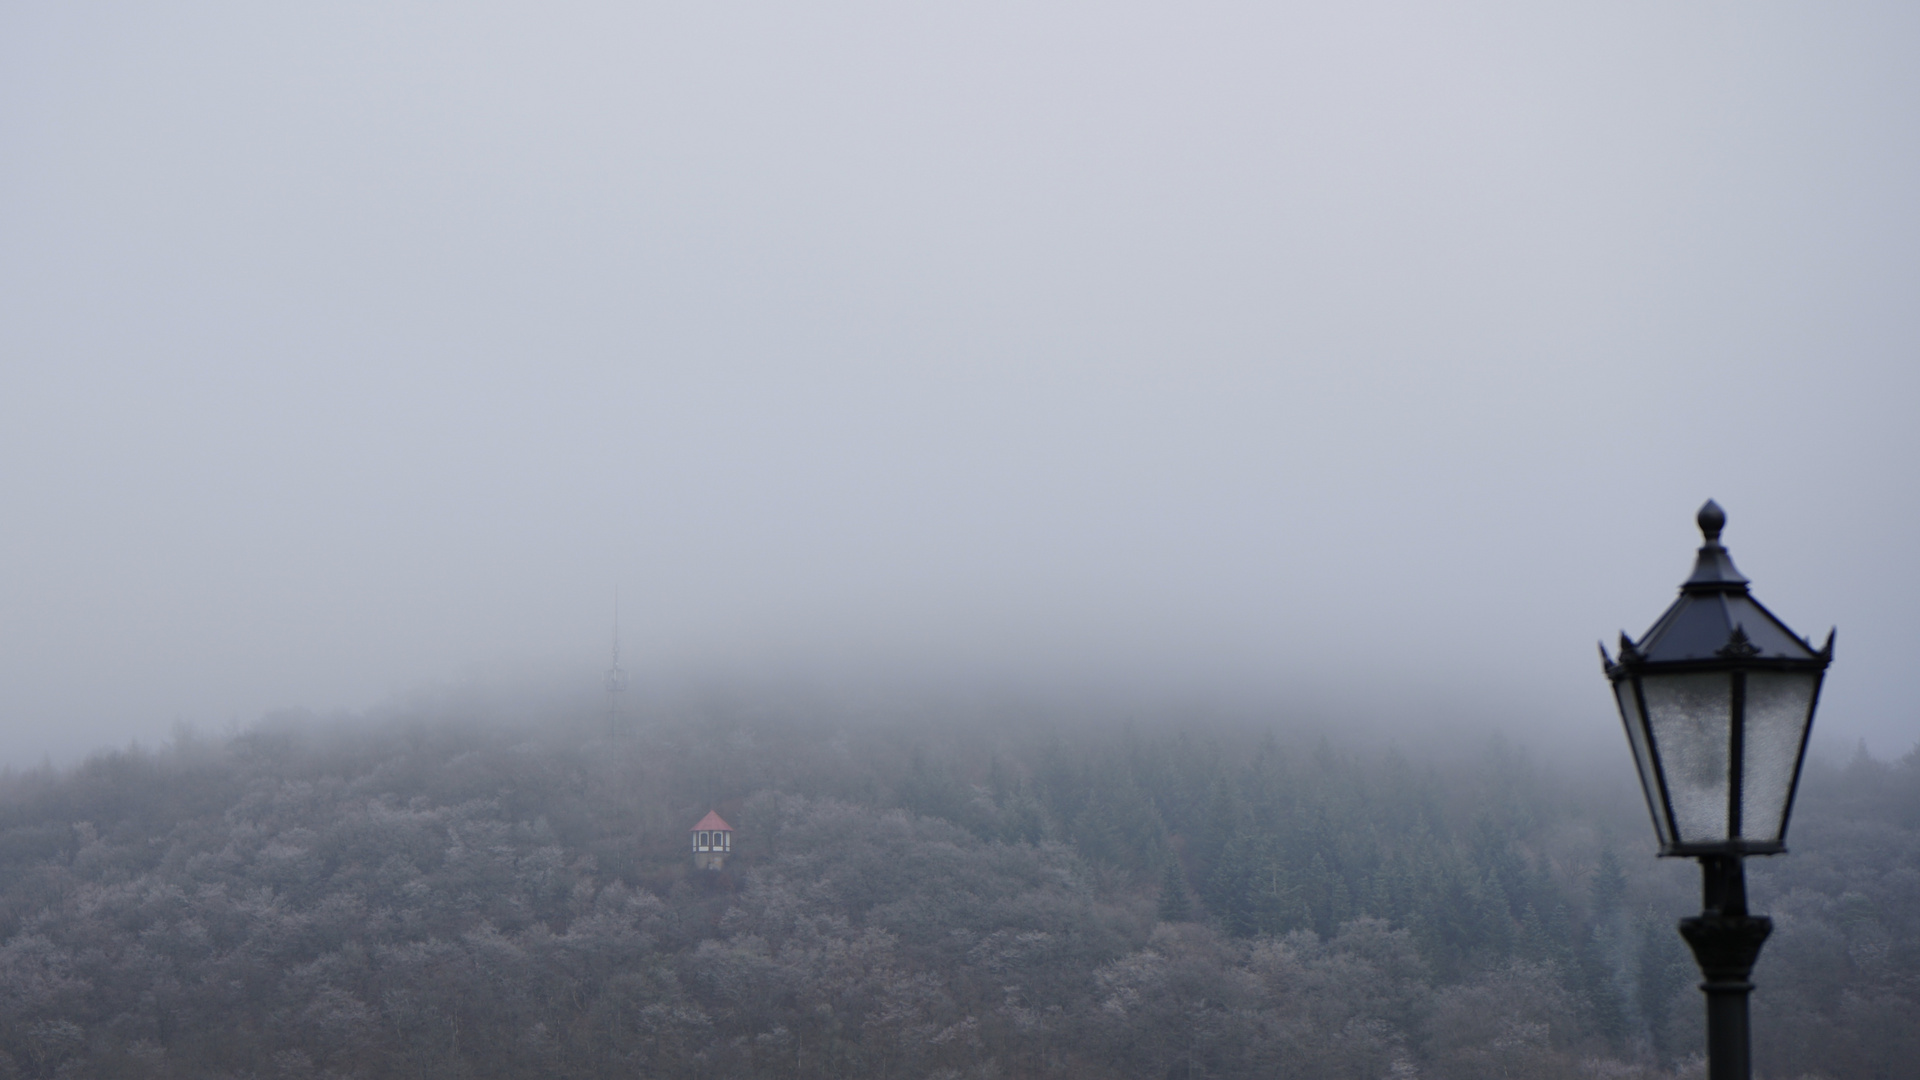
[1601, 501, 1832, 1080]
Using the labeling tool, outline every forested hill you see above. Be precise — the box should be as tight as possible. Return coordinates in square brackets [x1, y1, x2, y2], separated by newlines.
[0, 699, 1914, 1079]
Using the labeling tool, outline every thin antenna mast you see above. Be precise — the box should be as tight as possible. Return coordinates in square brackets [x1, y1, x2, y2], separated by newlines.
[605, 588, 629, 736]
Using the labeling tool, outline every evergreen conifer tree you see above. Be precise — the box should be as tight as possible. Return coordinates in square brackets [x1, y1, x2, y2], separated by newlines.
[1159, 859, 1194, 922]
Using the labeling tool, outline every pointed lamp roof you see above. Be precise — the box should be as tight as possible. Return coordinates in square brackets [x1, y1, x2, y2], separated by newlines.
[692, 810, 733, 832]
[1623, 500, 1830, 664]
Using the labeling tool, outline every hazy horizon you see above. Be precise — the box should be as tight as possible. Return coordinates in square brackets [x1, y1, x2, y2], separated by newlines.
[5, 2, 1918, 767]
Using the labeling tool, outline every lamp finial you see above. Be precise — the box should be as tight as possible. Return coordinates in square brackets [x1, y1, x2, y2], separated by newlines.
[1698, 500, 1726, 543]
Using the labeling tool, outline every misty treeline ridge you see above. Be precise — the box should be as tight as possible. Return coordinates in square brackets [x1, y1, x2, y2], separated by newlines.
[1, 691, 1915, 1079]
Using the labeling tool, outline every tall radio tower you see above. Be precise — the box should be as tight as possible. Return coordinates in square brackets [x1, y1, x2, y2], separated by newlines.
[606, 589, 629, 737]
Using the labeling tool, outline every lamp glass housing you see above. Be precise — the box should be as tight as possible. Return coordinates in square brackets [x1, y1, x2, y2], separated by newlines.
[1614, 678, 1671, 849]
[1641, 670, 1735, 845]
[1740, 670, 1820, 842]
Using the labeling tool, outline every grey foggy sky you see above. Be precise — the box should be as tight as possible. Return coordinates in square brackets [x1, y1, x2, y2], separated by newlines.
[3, 1, 1917, 766]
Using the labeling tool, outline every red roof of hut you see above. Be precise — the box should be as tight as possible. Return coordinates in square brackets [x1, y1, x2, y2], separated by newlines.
[691, 810, 732, 832]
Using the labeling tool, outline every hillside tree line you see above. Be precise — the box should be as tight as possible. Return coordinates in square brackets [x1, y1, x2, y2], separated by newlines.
[0, 694, 1913, 1079]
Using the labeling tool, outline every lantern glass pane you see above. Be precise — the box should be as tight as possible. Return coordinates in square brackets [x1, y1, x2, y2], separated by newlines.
[1741, 670, 1818, 843]
[1641, 671, 1734, 845]
[1614, 678, 1672, 847]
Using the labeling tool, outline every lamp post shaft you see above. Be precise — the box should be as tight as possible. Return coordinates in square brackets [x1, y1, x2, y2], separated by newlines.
[1678, 856, 1771, 1080]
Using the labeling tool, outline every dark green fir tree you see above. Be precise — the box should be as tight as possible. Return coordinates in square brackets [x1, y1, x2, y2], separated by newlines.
[1159, 858, 1194, 922]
